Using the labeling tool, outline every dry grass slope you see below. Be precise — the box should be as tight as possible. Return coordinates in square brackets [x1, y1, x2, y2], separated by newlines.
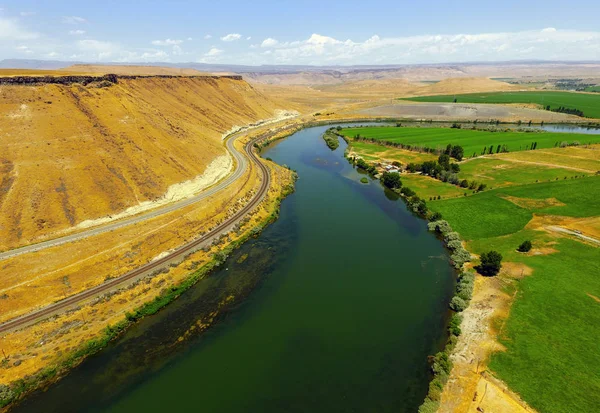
[0, 76, 280, 249]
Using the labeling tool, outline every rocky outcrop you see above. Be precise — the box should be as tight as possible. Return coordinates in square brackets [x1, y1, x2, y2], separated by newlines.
[0, 74, 242, 86]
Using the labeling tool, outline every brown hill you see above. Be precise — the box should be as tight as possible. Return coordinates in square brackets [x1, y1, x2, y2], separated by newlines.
[0, 76, 282, 249]
[410, 77, 521, 96]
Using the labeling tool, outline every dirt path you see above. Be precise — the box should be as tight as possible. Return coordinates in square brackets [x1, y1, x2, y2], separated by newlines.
[546, 226, 600, 245]
[439, 265, 537, 413]
[489, 156, 595, 173]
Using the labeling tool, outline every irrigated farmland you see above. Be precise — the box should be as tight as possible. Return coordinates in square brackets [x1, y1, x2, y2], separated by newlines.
[341, 126, 600, 157]
[401, 91, 600, 119]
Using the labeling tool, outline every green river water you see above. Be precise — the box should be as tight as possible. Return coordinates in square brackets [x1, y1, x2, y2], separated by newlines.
[13, 124, 455, 412]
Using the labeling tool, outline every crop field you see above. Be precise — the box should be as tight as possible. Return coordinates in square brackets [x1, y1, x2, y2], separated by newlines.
[459, 158, 588, 189]
[341, 126, 600, 157]
[428, 176, 600, 240]
[400, 174, 466, 200]
[495, 146, 600, 173]
[428, 174, 600, 412]
[401, 91, 600, 119]
[349, 141, 437, 163]
[585, 85, 600, 93]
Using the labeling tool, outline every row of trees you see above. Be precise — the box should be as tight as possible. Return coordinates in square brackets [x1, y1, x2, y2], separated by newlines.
[546, 105, 585, 117]
[407, 155, 487, 192]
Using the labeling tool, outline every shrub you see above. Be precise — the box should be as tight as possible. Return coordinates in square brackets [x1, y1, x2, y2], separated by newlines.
[478, 250, 503, 276]
[451, 248, 471, 268]
[360, 177, 368, 184]
[450, 296, 468, 312]
[428, 211, 442, 222]
[444, 232, 461, 242]
[427, 219, 452, 234]
[418, 399, 440, 413]
[456, 282, 474, 301]
[446, 239, 462, 251]
[518, 240, 532, 252]
[0, 384, 14, 406]
[381, 171, 402, 189]
[448, 313, 463, 336]
[400, 187, 416, 197]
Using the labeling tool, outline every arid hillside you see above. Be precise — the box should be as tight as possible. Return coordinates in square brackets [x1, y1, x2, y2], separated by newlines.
[0, 75, 284, 249]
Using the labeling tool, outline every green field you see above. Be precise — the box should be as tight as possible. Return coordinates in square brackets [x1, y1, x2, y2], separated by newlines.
[400, 91, 600, 119]
[341, 126, 600, 157]
[428, 176, 600, 240]
[459, 158, 587, 189]
[488, 239, 600, 413]
[585, 85, 600, 93]
[349, 140, 437, 163]
[428, 176, 600, 412]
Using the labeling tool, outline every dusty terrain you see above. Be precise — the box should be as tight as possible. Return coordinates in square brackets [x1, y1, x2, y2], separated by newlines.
[0, 75, 282, 250]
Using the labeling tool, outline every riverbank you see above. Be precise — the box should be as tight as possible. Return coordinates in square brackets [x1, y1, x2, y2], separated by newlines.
[0, 142, 296, 411]
[338, 124, 600, 413]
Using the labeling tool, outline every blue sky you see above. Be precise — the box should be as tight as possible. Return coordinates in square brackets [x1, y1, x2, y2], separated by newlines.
[1, 0, 599, 65]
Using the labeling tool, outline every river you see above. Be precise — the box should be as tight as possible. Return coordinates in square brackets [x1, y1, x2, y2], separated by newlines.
[13, 125, 455, 413]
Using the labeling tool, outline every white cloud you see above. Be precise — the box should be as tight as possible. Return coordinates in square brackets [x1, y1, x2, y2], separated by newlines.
[0, 17, 39, 40]
[187, 37, 193, 41]
[206, 47, 223, 56]
[204, 34, 212, 39]
[63, 16, 87, 25]
[152, 38, 183, 46]
[261, 37, 279, 48]
[221, 33, 241, 42]
[245, 29, 600, 65]
[246, 36, 251, 40]
[78, 39, 116, 59]
[69, 29, 86, 35]
[19, 11, 35, 17]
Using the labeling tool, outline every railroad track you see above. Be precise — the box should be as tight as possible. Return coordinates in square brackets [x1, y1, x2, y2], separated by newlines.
[0, 136, 272, 334]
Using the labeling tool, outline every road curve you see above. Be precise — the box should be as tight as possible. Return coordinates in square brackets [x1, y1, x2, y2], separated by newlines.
[0, 135, 272, 334]
[0, 129, 251, 261]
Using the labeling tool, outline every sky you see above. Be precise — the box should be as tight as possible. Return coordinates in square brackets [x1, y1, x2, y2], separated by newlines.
[1, 0, 599, 66]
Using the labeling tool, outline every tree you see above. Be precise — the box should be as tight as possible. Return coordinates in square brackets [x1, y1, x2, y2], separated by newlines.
[438, 154, 450, 170]
[381, 172, 402, 189]
[478, 251, 502, 276]
[450, 145, 464, 161]
[518, 240, 532, 252]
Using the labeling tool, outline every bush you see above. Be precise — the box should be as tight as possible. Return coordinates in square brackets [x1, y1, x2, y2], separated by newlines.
[381, 171, 402, 189]
[0, 384, 14, 406]
[518, 240, 532, 252]
[450, 296, 468, 311]
[478, 250, 503, 276]
[429, 211, 443, 221]
[456, 282, 474, 301]
[427, 219, 452, 234]
[451, 248, 471, 269]
[360, 177, 368, 184]
[418, 399, 440, 413]
[444, 232, 461, 242]
[448, 313, 463, 336]
[446, 239, 462, 250]
[400, 187, 416, 197]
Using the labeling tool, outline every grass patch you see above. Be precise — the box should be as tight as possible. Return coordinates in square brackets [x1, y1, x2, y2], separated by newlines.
[350, 140, 437, 163]
[429, 176, 600, 240]
[459, 158, 587, 189]
[401, 91, 600, 119]
[402, 174, 467, 200]
[489, 239, 600, 413]
[341, 126, 600, 158]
